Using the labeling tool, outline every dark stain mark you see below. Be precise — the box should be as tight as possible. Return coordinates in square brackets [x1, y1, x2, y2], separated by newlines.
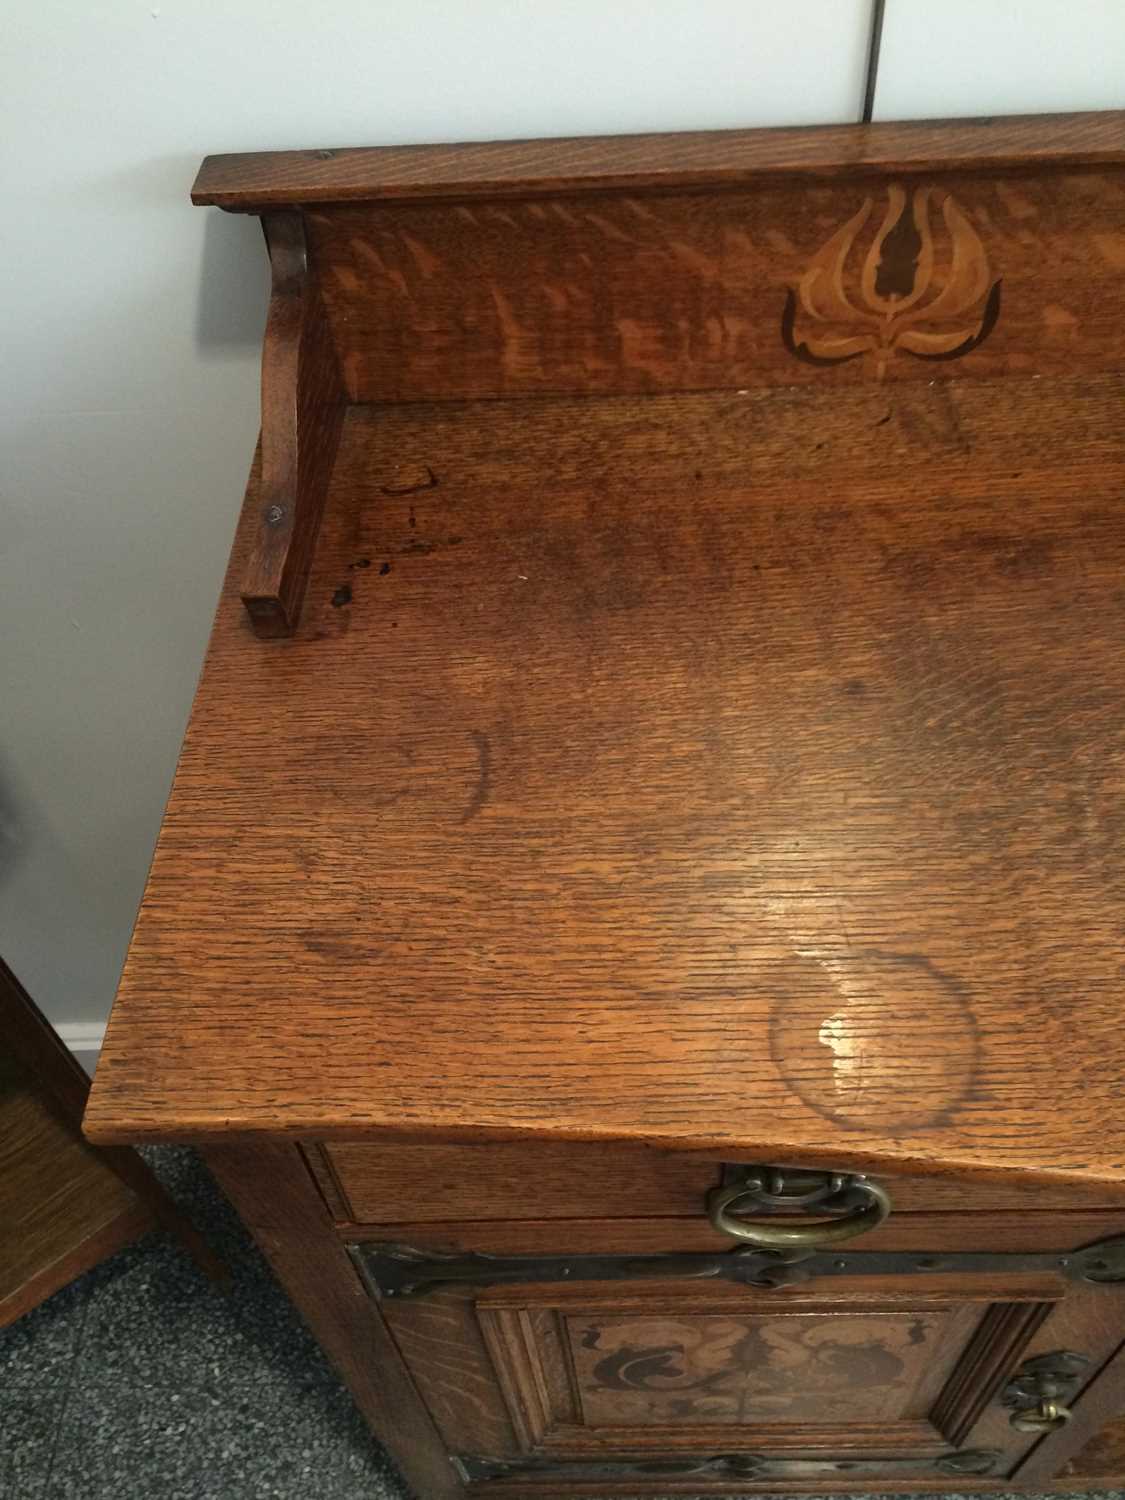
[348, 557, 372, 571]
[992, 535, 1055, 579]
[882, 529, 1054, 594]
[841, 678, 867, 698]
[811, 506, 850, 534]
[581, 1327, 602, 1350]
[300, 931, 383, 961]
[379, 561, 392, 576]
[399, 532, 463, 557]
[874, 410, 893, 427]
[694, 469, 703, 481]
[408, 506, 416, 529]
[461, 730, 491, 823]
[382, 467, 438, 497]
[879, 547, 938, 591]
[331, 584, 352, 608]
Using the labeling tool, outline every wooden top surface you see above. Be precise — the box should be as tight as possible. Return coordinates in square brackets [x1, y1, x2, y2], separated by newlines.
[191, 112, 1125, 210]
[87, 373, 1125, 1190]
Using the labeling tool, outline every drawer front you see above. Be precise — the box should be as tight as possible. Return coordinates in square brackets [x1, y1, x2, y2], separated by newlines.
[360, 1226, 1125, 1494]
[308, 1139, 1125, 1226]
[309, 1140, 722, 1222]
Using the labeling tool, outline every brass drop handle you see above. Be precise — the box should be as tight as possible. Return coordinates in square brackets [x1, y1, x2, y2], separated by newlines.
[1002, 1351, 1090, 1434]
[706, 1166, 891, 1249]
[1009, 1399, 1072, 1433]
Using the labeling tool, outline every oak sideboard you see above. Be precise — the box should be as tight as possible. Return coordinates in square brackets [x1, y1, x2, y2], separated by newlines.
[86, 110, 1125, 1497]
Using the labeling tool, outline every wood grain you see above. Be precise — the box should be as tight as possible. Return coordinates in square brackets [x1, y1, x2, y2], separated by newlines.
[391, 1281, 994, 1455]
[0, 955, 221, 1322]
[190, 112, 1125, 210]
[241, 212, 345, 636]
[383, 1267, 1124, 1484]
[87, 117, 1125, 1497]
[994, 1280, 1125, 1483]
[318, 1140, 721, 1223]
[0, 1199, 154, 1327]
[312, 1141, 1125, 1226]
[304, 171, 1125, 402]
[0, 1047, 150, 1322]
[1019, 1338, 1125, 1482]
[203, 1141, 463, 1499]
[1063, 1407, 1125, 1479]
[86, 372, 1125, 1200]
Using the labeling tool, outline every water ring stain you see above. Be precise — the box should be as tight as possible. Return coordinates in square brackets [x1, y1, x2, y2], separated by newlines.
[768, 950, 978, 1131]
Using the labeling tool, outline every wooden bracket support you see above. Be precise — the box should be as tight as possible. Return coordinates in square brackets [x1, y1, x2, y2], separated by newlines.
[241, 211, 345, 637]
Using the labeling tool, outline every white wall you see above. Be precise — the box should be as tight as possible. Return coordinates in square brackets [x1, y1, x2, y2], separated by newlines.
[0, 2, 874, 1050]
[873, 0, 1125, 119]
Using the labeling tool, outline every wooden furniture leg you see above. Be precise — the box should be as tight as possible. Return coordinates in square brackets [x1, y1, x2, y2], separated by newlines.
[204, 1140, 463, 1500]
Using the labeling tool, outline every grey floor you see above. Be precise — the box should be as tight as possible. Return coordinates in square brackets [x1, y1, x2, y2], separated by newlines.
[0, 1148, 1119, 1500]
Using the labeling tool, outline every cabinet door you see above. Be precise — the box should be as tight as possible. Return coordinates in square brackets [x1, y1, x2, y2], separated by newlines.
[376, 1264, 1125, 1489]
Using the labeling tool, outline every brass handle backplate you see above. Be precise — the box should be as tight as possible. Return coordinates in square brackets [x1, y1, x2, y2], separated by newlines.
[1002, 1350, 1089, 1434]
[707, 1165, 891, 1249]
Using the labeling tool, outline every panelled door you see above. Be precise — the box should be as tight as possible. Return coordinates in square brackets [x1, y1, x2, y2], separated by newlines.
[365, 1253, 1125, 1489]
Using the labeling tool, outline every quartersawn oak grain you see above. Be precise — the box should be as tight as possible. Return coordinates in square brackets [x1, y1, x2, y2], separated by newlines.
[86, 373, 1125, 1194]
[88, 114, 1125, 1498]
[304, 170, 1125, 403]
[191, 111, 1125, 210]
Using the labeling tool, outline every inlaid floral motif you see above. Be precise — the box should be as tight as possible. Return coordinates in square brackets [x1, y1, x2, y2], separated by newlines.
[783, 185, 1001, 378]
[574, 1313, 937, 1425]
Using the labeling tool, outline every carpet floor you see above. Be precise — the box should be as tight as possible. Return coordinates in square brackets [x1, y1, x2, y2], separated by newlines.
[0, 1146, 1117, 1500]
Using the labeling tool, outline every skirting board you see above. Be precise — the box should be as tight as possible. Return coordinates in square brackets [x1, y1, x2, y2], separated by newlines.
[56, 1022, 106, 1076]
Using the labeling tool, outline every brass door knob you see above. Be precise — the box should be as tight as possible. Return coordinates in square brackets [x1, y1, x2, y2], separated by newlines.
[707, 1166, 891, 1249]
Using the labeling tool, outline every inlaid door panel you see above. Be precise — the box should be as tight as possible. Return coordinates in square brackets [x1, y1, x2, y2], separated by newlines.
[377, 1269, 1125, 1484]
[473, 1291, 1034, 1456]
[560, 1306, 972, 1429]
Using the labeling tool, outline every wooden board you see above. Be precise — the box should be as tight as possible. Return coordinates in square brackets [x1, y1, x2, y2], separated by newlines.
[0, 1050, 150, 1321]
[190, 112, 1125, 210]
[86, 369, 1125, 1197]
[310, 1140, 1125, 1226]
[303, 170, 1125, 403]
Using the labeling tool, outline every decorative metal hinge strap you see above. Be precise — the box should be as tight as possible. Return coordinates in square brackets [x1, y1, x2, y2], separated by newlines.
[452, 1449, 1001, 1483]
[349, 1233, 1125, 1301]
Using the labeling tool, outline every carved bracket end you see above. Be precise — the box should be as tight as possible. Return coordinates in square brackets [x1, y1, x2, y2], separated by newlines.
[241, 211, 345, 639]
